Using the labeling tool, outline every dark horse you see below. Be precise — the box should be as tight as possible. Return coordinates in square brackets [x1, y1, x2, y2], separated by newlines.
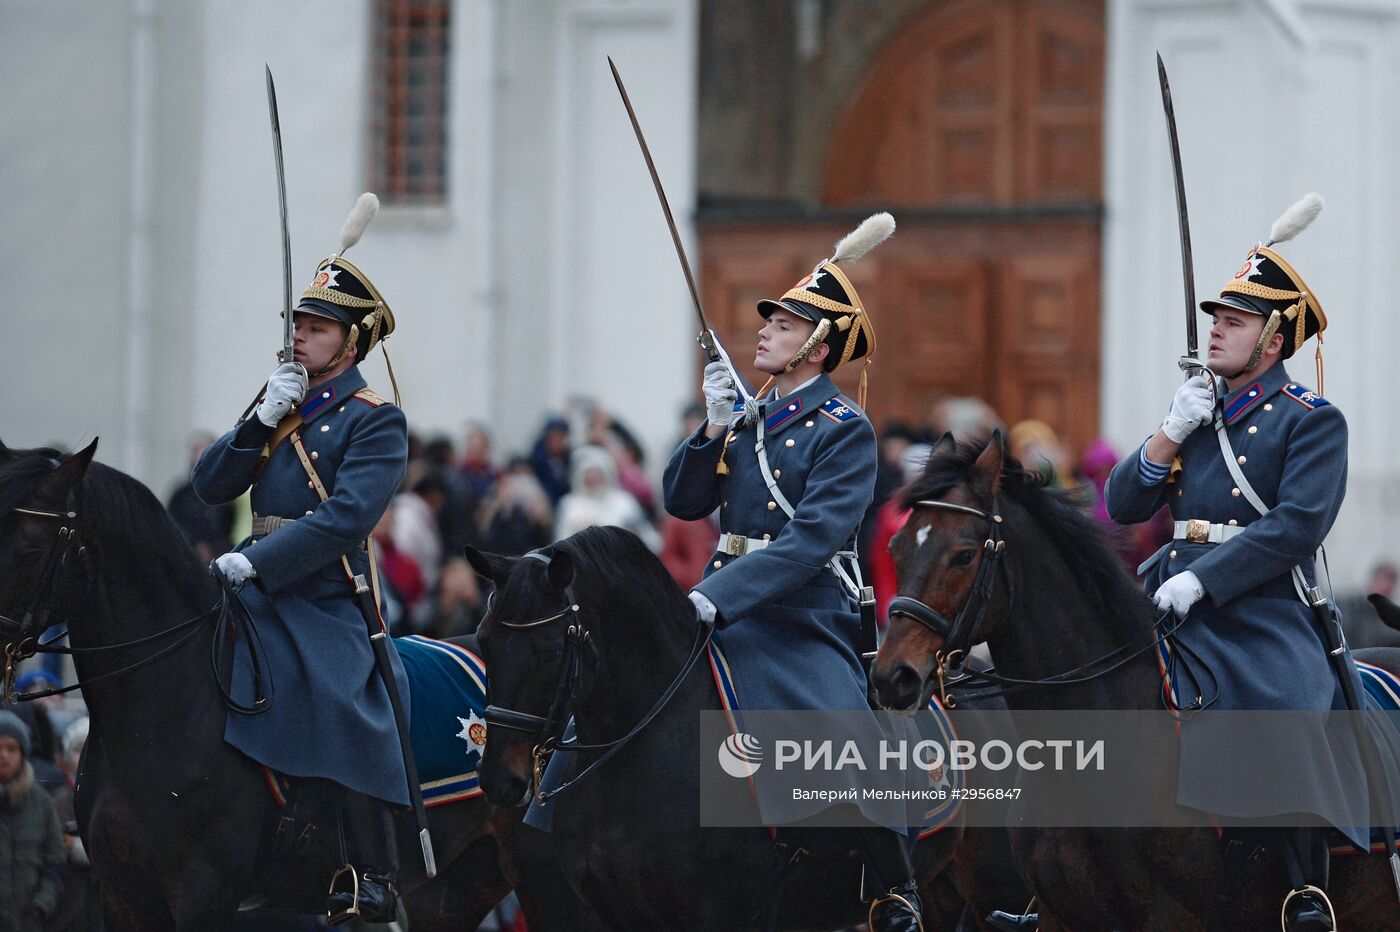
[466, 525, 975, 931]
[0, 439, 578, 931]
[871, 432, 1400, 931]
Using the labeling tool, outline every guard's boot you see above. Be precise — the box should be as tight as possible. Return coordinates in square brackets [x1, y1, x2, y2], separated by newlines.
[326, 869, 399, 925]
[868, 880, 924, 932]
[986, 910, 1039, 931]
[326, 789, 400, 924]
[1282, 887, 1334, 932]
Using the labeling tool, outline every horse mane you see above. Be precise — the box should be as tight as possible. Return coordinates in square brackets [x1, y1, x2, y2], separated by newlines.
[553, 525, 693, 628]
[901, 437, 1153, 648]
[1, 446, 206, 585]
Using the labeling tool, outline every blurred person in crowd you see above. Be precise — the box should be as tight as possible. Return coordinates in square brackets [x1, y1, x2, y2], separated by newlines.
[659, 402, 720, 589]
[0, 710, 64, 932]
[1081, 438, 1172, 574]
[2, 700, 64, 797]
[12, 669, 78, 743]
[861, 422, 914, 584]
[531, 416, 572, 506]
[168, 431, 235, 563]
[554, 445, 660, 550]
[451, 422, 499, 552]
[1339, 560, 1400, 649]
[1008, 419, 1078, 488]
[480, 457, 555, 556]
[45, 717, 99, 932]
[419, 433, 481, 560]
[426, 557, 486, 638]
[402, 429, 429, 491]
[392, 474, 447, 591]
[928, 395, 1002, 443]
[372, 507, 425, 633]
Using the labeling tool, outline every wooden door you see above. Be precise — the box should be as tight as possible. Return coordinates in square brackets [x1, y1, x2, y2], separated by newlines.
[700, 0, 1105, 457]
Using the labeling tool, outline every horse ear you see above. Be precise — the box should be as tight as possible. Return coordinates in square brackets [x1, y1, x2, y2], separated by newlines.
[1368, 593, 1400, 633]
[462, 545, 518, 584]
[37, 437, 99, 499]
[929, 431, 958, 464]
[970, 430, 1005, 496]
[546, 550, 575, 591]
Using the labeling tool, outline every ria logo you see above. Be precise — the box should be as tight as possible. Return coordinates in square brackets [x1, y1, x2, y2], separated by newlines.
[717, 733, 764, 778]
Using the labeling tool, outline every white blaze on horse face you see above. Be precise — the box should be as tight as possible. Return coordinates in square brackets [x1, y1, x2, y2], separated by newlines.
[916, 525, 931, 548]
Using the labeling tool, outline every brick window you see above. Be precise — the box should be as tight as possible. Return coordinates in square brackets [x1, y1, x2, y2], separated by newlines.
[370, 0, 450, 204]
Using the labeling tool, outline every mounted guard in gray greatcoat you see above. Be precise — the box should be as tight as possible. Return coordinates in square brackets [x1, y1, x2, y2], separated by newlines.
[193, 194, 410, 923]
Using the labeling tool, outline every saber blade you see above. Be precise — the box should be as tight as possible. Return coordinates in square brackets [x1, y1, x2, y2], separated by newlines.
[607, 56, 718, 362]
[1157, 53, 1202, 380]
[266, 65, 296, 368]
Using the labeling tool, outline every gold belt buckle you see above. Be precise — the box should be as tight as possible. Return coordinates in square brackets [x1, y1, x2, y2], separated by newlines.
[1185, 519, 1210, 544]
[726, 534, 747, 557]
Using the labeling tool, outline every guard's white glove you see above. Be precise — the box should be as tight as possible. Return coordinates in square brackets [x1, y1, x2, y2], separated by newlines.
[689, 590, 718, 625]
[1153, 570, 1204, 618]
[214, 552, 257, 588]
[256, 362, 309, 428]
[1161, 374, 1214, 444]
[702, 361, 737, 428]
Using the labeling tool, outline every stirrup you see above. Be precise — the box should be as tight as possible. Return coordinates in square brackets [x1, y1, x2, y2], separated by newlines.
[326, 864, 361, 926]
[1280, 884, 1335, 932]
[867, 891, 925, 932]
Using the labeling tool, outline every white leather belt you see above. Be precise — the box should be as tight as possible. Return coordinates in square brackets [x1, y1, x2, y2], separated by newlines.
[1173, 519, 1246, 545]
[717, 532, 771, 557]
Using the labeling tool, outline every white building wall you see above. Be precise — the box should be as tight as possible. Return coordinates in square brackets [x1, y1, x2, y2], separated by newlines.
[1104, 0, 1400, 591]
[3, 0, 696, 505]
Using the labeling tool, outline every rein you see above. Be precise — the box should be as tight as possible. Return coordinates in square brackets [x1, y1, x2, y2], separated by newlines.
[2, 499, 273, 712]
[484, 550, 715, 804]
[890, 497, 1213, 711]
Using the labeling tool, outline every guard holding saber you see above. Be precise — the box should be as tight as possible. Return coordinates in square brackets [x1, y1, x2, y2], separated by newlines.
[1106, 194, 1400, 932]
[193, 194, 413, 924]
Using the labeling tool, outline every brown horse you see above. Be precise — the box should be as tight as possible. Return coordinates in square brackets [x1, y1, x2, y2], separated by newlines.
[0, 439, 581, 930]
[871, 432, 1400, 931]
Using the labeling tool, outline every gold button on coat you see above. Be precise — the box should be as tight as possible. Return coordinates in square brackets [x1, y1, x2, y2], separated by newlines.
[767, 501, 777, 510]
[320, 424, 330, 432]
[774, 469, 782, 478]
[713, 560, 723, 569]
[1227, 519, 1237, 526]
[1232, 488, 1241, 497]
[1169, 550, 1177, 558]
[785, 438, 795, 447]
[1237, 456, 1247, 465]
[1264, 403, 1273, 411]
[310, 451, 319, 460]
[804, 420, 814, 427]
[1248, 426, 1257, 434]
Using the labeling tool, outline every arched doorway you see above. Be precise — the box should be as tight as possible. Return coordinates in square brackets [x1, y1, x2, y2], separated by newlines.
[701, 0, 1105, 455]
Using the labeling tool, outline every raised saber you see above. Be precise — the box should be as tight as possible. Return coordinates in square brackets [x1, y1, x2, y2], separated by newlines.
[266, 65, 305, 380]
[1156, 53, 1207, 385]
[607, 56, 752, 402]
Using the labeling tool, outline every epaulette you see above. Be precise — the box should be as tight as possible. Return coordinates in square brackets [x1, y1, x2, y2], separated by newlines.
[352, 387, 389, 408]
[820, 397, 862, 423]
[1282, 383, 1329, 409]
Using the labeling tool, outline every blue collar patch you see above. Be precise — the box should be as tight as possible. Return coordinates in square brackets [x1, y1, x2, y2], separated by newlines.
[766, 396, 803, 432]
[300, 384, 337, 420]
[1224, 382, 1264, 424]
[820, 397, 861, 423]
[1282, 383, 1329, 409]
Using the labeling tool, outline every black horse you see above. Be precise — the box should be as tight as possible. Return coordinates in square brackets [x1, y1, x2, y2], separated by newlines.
[0, 439, 578, 931]
[872, 432, 1400, 931]
[466, 525, 974, 930]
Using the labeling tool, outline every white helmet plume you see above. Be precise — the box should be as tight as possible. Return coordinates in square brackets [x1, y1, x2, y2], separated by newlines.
[830, 212, 896, 264]
[1266, 193, 1324, 247]
[335, 192, 380, 257]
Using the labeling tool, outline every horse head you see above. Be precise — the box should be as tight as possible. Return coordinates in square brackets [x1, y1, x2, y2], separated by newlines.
[466, 542, 599, 808]
[873, 431, 1013, 711]
[0, 438, 99, 647]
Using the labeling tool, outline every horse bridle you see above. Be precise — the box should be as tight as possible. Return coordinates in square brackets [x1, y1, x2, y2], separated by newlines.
[886, 495, 1203, 711]
[1, 496, 252, 709]
[886, 499, 1006, 706]
[483, 550, 715, 804]
[1, 502, 84, 694]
